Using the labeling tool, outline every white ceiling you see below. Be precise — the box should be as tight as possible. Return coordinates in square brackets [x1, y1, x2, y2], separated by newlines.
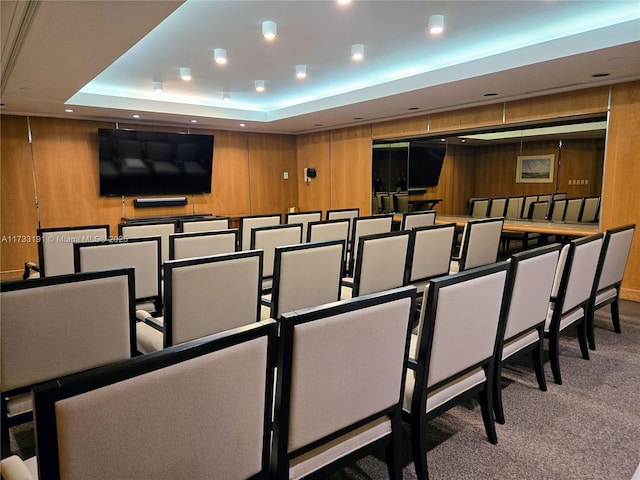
[1, 0, 639, 134]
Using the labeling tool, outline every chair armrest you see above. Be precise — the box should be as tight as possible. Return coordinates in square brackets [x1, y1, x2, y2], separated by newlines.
[407, 358, 418, 370]
[261, 294, 272, 307]
[341, 277, 354, 288]
[0, 455, 35, 480]
[136, 309, 153, 322]
[22, 262, 40, 280]
[142, 316, 164, 332]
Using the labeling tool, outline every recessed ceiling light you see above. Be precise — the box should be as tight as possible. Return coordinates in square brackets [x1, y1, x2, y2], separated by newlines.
[296, 65, 307, 79]
[351, 44, 364, 61]
[190, 119, 197, 123]
[65, 108, 74, 113]
[255, 80, 265, 92]
[592, 72, 611, 78]
[337, 0, 351, 5]
[428, 14, 444, 35]
[239, 123, 246, 127]
[180, 67, 192, 81]
[222, 92, 231, 102]
[440, 138, 446, 142]
[262, 21, 277, 41]
[132, 114, 140, 119]
[153, 81, 163, 94]
[484, 92, 498, 97]
[214, 48, 227, 65]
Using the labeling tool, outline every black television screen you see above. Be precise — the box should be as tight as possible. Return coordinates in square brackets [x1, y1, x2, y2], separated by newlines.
[408, 144, 446, 188]
[98, 128, 214, 196]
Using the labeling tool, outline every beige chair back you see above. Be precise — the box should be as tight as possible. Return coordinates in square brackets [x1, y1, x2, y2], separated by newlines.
[563, 198, 584, 223]
[596, 224, 635, 292]
[239, 214, 281, 251]
[401, 210, 436, 230]
[163, 250, 263, 346]
[349, 215, 394, 273]
[37, 225, 110, 277]
[119, 222, 177, 264]
[505, 197, 524, 220]
[352, 230, 411, 297]
[458, 217, 504, 271]
[503, 245, 561, 342]
[33, 320, 277, 480]
[1, 268, 135, 394]
[273, 287, 415, 479]
[74, 237, 162, 310]
[580, 197, 600, 223]
[285, 211, 322, 243]
[488, 198, 507, 217]
[169, 229, 238, 260]
[550, 199, 567, 222]
[270, 240, 344, 319]
[408, 223, 456, 284]
[180, 217, 231, 233]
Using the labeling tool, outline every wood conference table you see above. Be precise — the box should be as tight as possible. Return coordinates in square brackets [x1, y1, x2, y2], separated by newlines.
[435, 215, 601, 237]
[393, 213, 600, 237]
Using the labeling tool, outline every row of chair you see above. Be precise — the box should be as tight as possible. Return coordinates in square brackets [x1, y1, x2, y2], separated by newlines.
[372, 192, 410, 214]
[2, 222, 634, 479]
[22, 208, 437, 291]
[469, 194, 600, 223]
[0, 211, 495, 451]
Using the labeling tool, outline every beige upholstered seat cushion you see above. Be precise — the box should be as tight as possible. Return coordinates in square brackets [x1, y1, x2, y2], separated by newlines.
[5, 393, 32, 418]
[403, 368, 486, 414]
[136, 322, 164, 354]
[501, 330, 539, 361]
[0, 455, 37, 480]
[594, 287, 617, 307]
[289, 417, 390, 480]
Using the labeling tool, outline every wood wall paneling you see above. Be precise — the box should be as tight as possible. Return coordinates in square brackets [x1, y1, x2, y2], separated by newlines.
[505, 87, 609, 124]
[2, 82, 639, 299]
[0, 116, 38, 278]
[601, 81, 640, 300]
[329, 125, 373, 214]
[429, 104, 504, 133]
[296, 132, 331, 214]
[202, 129, 251, 217]
[371, 115, 428, 140]
[247, 133, 298, 216]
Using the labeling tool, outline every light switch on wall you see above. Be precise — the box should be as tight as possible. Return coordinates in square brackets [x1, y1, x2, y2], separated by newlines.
[283, 171, 289, 179]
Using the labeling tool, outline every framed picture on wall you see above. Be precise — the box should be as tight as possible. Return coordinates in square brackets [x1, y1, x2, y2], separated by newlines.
[516, 154, 555, 183]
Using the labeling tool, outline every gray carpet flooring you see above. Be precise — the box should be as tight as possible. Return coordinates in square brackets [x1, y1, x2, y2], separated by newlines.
[7, 301, 640, 479]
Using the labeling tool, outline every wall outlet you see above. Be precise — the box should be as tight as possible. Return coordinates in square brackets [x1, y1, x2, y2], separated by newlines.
[283, 171, 289, 179]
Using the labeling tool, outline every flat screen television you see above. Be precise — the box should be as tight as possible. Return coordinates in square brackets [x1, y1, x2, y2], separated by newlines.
[98, 128, 214, 196]
[408, 144, 446, 188]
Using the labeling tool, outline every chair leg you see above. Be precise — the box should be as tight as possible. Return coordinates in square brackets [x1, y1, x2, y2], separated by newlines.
[586, 305, 597, 351]
[493, 361, 506, 425]
[1, 425, 10, 457]
[577, 319, 590, 361]
[611, 298, 622, 334]
[548, 332, 563, 385]
[385, 415, 403, 480]
[479, 383, 497, 444]
[411, 417, 430, 480]
[532, 341, 547, 392]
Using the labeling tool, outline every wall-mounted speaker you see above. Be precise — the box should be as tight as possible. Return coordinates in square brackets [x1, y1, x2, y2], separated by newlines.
[133, 197, 188, 208]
